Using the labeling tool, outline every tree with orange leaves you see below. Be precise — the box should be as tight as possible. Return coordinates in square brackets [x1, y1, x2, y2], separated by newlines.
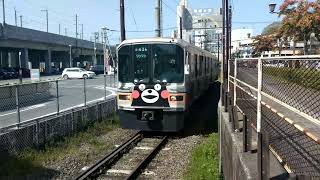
[278, 0, 320, 55]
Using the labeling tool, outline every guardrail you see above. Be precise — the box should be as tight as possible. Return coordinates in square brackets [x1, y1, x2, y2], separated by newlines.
[226, 55, 320, 179]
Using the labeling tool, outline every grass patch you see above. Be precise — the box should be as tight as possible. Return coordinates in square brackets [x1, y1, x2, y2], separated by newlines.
[184, 133, 221, 180]
[264, 67, 320, 91]
[0, 115, 119, 178]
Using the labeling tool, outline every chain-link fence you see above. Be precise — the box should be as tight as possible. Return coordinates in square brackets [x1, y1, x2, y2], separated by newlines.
[0, 74, 118, 153]
[227, 56, 320, 179]
[0, 74, 118, 130]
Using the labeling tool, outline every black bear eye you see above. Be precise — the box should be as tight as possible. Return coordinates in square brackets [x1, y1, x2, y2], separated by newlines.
[154, 84, 161, 91]
[139, 84, 146, 91]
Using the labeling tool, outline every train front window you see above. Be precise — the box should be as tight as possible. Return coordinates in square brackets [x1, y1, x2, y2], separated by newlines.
[153, 44, 184, 83]
[118, 46, 131, 83]
[133, 44, 150, 83]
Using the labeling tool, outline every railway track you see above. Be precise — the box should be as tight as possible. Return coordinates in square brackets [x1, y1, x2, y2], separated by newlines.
[75, 131, 168, 180]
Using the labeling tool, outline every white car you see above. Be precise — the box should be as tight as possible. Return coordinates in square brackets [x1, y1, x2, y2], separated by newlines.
[62, 68, 96, 79]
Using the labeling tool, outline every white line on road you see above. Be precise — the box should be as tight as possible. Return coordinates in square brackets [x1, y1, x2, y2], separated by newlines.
[16, 89, 117, 124]
[0, 103, 47, 117]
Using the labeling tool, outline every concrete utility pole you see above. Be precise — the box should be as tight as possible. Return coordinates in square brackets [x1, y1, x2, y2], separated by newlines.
[2, 0, 5, 24]
[41, 9, 48, 32]
[101, 27, 107, 75]
[75, 14, 78, 39]
[93, 32, 99, 66]
[155, 0, 161, 37]
[80, 24, 83, 40]
[228, 6, 232, 59]
[59, 24, 61, 35]
[120, 0, 126, 42]
[65, 28, 67, 36]
[14, 7, 17, 26]
[69, 45, 72, 67]
[19, 15, 22, 27]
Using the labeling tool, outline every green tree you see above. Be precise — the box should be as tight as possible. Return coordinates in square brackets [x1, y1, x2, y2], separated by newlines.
[262, 22, 281, 35]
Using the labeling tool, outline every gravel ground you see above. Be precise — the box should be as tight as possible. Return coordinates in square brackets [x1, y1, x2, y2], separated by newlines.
[140, 135, 204, 180]
[42, 128, 136, 179]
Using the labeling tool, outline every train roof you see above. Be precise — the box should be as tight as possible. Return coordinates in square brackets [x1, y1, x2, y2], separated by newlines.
[118, 38, 214, 57]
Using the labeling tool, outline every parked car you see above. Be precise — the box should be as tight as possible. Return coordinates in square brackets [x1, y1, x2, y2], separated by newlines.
[3, 67, 18, 79]
[62, 68, 96, 79]
[0, 68, 12, 80]
[13, 68, 30, 78]
[89, 65, 104, 74]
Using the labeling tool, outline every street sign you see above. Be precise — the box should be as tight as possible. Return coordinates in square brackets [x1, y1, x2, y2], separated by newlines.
[30, 69, 40, 81]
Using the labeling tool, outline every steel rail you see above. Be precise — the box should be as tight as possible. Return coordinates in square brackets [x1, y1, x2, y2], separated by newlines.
[126, 136, 168, 180]
[75, 131, 143, 180]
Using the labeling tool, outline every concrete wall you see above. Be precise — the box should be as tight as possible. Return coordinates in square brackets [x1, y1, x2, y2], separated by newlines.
[220, 104, 288, 180]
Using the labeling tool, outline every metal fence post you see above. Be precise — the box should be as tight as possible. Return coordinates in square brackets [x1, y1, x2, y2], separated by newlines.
[15, 85, 21, 127]
[224, 59, 231, 112]
[257, 57, 269, 180]
[56, 80, 60, 114]
[233, 58, 239, 131]
[104, 74, 107, 101]
[84, 78, 87, 106]
[243, 115, 251, 152]
[113, 73, 116, 88]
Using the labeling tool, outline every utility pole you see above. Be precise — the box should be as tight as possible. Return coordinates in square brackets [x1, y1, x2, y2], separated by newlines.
[80, 24, 83, 40]
[155, 0, 161, 37]
[101, 28, 107, 75]
[93, 32, 98, 66]
[2, 0, 5, 24]
[41, 9, 48, 32]
[228, 6, 232, 60]
[59, 24, 61, 35]
[19, 15, 22, 27]
[65, 28, 67, 36]
[14, 7, 17, 26]
[225, 0, 229, 67]
[75, 14, 78, 39]
[120, 0, 126, 42]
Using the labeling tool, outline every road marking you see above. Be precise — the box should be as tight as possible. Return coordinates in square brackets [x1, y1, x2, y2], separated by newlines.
[94, 86, 118, 91]
[0, 103, 47, 117]
[0, 88, 117, 126]
[17, 90, 116, 124]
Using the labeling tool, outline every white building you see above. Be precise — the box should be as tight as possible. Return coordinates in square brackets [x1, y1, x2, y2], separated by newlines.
[192, 8, 222, 54]
[231, 28, 254, 58]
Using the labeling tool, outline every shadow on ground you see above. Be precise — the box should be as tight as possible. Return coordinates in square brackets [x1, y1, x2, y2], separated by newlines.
[0, 151, 59, 179]
[184, 81, 221, 136]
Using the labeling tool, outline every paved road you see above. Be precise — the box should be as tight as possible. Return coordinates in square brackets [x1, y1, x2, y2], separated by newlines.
[0, 75, 117, 128]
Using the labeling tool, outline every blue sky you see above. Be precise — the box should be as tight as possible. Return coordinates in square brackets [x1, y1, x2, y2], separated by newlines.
[1, 0, 283, 44]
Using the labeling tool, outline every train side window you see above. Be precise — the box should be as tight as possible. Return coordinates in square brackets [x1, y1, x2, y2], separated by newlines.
[205, 57, 207, 75]
[195, 55, 198, 78]
[199, 56, 203, 76]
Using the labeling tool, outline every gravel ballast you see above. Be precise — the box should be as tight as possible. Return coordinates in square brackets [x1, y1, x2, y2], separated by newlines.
[42, 128, 136, 179]
[140, 135, 204, 180]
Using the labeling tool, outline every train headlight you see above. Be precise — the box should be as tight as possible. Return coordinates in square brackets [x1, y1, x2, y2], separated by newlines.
[170, 95, 184, 101]
[118, 94, 131, 101]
